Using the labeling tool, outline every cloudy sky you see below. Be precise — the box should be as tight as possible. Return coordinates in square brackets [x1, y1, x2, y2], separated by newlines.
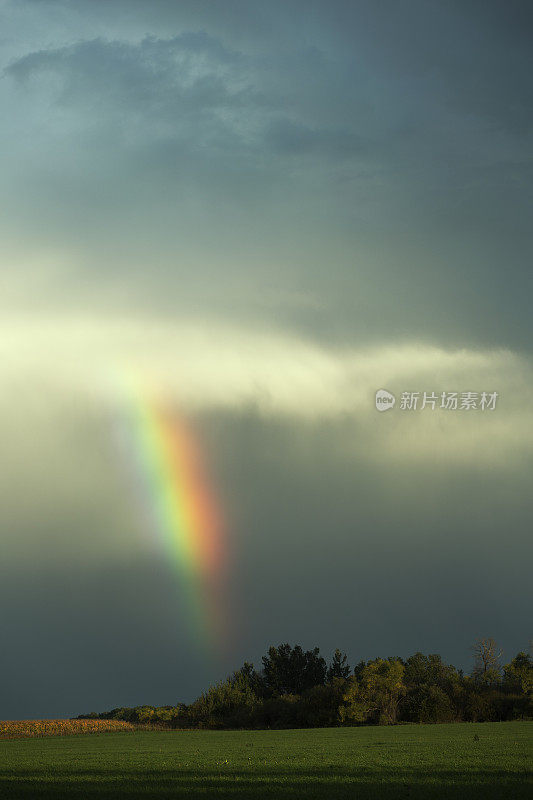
[1, 0, 532, 718]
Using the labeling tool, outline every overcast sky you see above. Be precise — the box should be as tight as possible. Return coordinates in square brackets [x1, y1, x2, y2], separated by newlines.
[1, 0, 532, 718]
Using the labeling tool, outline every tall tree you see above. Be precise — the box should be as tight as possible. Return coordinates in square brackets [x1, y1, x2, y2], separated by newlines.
[473, 638, 502, 682]
[262, 643, 326, 695]
[504, 652, 533, 698]
[327, 649, 351, 681]
[340, 658, 406, 725]
[230, 661, 265, 696]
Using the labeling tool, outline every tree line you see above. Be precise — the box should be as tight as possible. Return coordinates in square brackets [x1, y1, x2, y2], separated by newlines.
[79, 638, 533, 729]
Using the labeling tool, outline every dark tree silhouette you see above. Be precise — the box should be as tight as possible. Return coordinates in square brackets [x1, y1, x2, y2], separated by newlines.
[262, 643, 326, 695]
[327, 649, 351, 681]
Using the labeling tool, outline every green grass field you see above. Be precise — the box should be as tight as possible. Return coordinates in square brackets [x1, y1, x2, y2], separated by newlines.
[0, 722, 531, 799]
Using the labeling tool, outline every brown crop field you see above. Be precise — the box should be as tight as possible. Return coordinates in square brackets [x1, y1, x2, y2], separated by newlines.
[0, 719, 135, 739]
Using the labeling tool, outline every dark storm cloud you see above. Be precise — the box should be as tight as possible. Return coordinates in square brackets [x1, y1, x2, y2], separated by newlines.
[1, 406, 531, 719]
[0, 0, 532, 719]
[5, 33, 247, 108]
[316, 0, 533, 132]
[0, 559, 219, 718]
[4, 6, 531, 347]
[189, 406, 533, 689]
[265, 118, 366, 158]
[4, 33, 373, 163]
[49, 0, 532, 130]
[18, 0, 533, 135]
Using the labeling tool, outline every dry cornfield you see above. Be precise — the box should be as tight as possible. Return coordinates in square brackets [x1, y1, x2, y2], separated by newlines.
[0, 719, 135, 739]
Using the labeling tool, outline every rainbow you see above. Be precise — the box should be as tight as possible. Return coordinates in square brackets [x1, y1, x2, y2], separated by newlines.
[116, 378, 228, 653]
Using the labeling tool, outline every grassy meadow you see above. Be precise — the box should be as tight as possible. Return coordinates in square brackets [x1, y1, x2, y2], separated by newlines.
[0, 721, 531, 799]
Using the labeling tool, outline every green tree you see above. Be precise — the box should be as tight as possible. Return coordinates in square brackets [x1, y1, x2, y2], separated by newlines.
[262, 644, 326, 696]
[338, 678, 368, 725]
[504, 652, 533, 697]
[404, 652, 460, 690]
[230, 661, 265, 697]
[298, 679, 348, 727]
[327, 649, 351, 681]
[340, 658, 406, 725]
[133, 706, 156, 724]
[402, 652, 462, 722]
[502, 652, 533, 718]
[259, 694, 300, 728]
[188, 669, 261, 728]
